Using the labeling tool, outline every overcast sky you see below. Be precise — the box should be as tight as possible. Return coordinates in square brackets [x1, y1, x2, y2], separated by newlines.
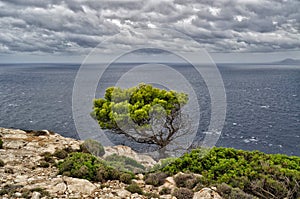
[0, 0, 299, 63]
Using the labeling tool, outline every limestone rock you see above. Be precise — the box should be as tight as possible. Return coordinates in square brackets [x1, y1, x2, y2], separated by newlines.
[63, 176, 97, 195]
[193, 188, 223, 199]
[104, 145, 157, 168]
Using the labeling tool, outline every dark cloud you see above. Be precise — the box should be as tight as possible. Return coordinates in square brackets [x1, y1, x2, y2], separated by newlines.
[0, 0, 299, 55]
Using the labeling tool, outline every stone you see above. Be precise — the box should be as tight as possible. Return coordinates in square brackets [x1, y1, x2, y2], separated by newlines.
[104, 145, 157, 168]
[160, 176, 176, 190]
[63, 176, 97, 195]
[117, 189, 131, 198]
[31, 191, 41, 199]
[193, 188, 223, 199]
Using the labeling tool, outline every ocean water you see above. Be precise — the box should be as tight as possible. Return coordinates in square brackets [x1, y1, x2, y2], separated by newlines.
[0, 63, 299, 156]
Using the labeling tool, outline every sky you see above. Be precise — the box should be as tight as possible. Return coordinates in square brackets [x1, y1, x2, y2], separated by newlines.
[0, 0, 299, 63]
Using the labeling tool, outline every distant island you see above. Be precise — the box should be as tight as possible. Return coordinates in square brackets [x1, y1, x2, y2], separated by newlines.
[273, 58, 300, 65]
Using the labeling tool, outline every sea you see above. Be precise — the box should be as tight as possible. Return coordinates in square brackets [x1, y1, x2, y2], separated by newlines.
[0, 63, 299, 156]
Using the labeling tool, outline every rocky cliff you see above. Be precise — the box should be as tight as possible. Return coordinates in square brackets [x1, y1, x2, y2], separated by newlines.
[0, 127, 222, 199]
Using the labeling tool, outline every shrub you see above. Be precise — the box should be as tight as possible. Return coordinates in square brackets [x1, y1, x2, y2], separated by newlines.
[159, 187, 171, 195]
[105, 153, 145, 173]
[58, 152, 104, 181]
[125, 183, 143, 195]
[217, 183, 257, 199]
[57, 152, 132, 183]
[162, 147, 300, 199]
[80, 139, 105, 157]
[145, 172, 168, 187]
[174, 173, 199, 189]
[143, 192, 160, 198]
[53, 149, 68, 159]
[41, 152, 55, 163]
[172, 188, 194, 199]
[120, 173, 133, 184]
[33, 130, 48, 136]
[0, 159, 4, 167]
[38, 161, 50, 168]
[0, 139, 3, 149]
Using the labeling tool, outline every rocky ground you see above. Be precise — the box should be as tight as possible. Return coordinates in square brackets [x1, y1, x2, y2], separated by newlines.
[0, 127, 222, 199]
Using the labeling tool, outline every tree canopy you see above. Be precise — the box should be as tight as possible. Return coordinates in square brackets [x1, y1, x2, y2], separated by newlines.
[92, 83, 189, 157]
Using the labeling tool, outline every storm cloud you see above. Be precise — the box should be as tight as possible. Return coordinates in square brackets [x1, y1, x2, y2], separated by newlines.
[0, 0, 299, 56]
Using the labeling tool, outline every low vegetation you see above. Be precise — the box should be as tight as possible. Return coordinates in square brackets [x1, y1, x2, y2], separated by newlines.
[162, 147, 300, 199]
[80, 139, 105, 157]
[105, 153, 145, 173]
[57, 152, 133, 183]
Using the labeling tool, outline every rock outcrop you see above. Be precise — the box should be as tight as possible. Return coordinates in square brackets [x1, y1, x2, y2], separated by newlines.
[0, 127, 224, 199]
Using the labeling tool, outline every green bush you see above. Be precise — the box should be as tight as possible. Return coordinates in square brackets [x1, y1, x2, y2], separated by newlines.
[53, 149, 68, 159]
[80, 139, 105, 157]
[159, 187, 171, 195]
[58, 152, 105, 181]
[0, 139, 3, 149]
[120, 173, 133, 184]
[41, 152, 55, 163]
[172, 188, 194, 199]
[38, 161, 50, 168]
[57, 152, 133, 183]
[0, 159, 4, 167]
[162, 147, 300, 199]
[217, 183, 257, 199]
[125, 183, 143, 195]
[144, 172, 168, 187]
[143, 192, 160, 198]
[105, 153, 145, 173]
[174, 173, 199, 189]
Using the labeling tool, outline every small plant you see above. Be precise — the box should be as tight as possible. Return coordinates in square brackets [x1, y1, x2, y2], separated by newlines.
[80, 139, 105, 157]
[0, 138, 3, 149]
[159, 187, 171, 195]
[0, 159, 4, 167]
[58, 152, 103, 181]
[174, 173, 199, 189]
[145, 172, 168, 187]
[38, 161, 50, 168]
[143, 192, 160, 198]
[172, 188, 194, 199]
[125, 183, 143, 195]
[57, 152, 131, 183]
[217, 183, 257, 199]
[41, 152, 55, 163]
[105, 153, 145, 173]
[53, 149, 68, 159]
[33, 130, 48, 136]
[120, 173, 133, 184]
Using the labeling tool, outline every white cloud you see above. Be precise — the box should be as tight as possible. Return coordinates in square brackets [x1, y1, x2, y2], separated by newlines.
[0, 0, 299, 56]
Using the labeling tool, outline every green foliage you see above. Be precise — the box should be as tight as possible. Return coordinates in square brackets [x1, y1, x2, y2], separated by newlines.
[0, 138, 3, 149]
[143, 192, 160, 198]
[41, 152, 55, 163]
[125, 183, 143, 195]
[38, 161, 50, 168]
[53, 149, 69, 159]
[57, 152, 133, 183]
[119, 173, 133, 184]
[174, 173, 200, 189]
[159, 187, 171, 195]
[105, 153, 145, 173]
[0, 159, 4, 167]
[217, 183, 258, 199]
[172, 188, 194, 199]
[162, 147, 300, 199]
[92, 83, 188, 148]
[151, 157, 177, 172]
[144, 172, 168, 187]
[80, 139, 105, 157]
